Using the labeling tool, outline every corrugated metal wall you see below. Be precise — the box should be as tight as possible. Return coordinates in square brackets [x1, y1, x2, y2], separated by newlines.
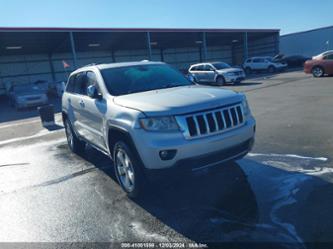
[280, 26, 333, 57]
[0, 34, 278, 91]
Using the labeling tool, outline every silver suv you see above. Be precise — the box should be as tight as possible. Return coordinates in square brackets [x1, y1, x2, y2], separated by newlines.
[62, 61, 256, 197]
[188, 62, 246, 85]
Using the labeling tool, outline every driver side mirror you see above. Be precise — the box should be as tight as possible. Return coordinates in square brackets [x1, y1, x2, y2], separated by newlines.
[87, 85, 102, 99]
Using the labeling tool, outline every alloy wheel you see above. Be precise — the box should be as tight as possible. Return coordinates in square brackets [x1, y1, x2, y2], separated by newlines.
[116, 149, 135, 192]
[65, 121, 74, 150]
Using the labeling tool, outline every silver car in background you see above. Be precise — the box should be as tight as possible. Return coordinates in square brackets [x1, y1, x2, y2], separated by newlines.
[9, 84, 48, 110]
[189, 62, 246, 85]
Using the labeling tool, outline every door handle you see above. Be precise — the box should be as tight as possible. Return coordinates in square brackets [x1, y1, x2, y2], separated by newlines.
[79, 100, 85, 108]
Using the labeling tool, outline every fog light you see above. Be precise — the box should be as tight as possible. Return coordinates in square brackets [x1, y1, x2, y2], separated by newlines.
[159, 150, 177, 160]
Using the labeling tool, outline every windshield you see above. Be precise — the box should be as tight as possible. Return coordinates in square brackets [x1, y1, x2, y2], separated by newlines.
[101, 64, 193, 96]
[211, 62, 231, 70]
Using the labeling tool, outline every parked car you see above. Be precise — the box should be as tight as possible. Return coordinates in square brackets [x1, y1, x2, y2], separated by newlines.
[188, 62, 246, 85]
[273, 54, 311, 68]
[243, 57, 287, 74]
[9, 84, 48, 110]
[62, 61, 256, 198]
[304, 51, 333, 77]
[33, 80, 49, 93]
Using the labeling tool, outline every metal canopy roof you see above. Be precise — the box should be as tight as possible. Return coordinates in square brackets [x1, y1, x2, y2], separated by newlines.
[0, 27, 279, 56]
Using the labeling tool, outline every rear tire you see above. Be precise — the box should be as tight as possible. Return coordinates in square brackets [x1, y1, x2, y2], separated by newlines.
[216, 76, 225, 86]
[113, 141, 146, 198]
[64, 119, 86, 154]
[312, 66, 324, 77]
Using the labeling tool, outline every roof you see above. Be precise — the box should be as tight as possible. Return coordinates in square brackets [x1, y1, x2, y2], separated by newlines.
[0, 27, 280, 33]
[281, 25, 333, 37]
[0, 27, 279, 56]
[71, 61, 164, 74]
[97, 61, 164, 70]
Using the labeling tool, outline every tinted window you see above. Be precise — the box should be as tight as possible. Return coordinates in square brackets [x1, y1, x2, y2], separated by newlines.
[86, 71, 98, 87]
[190, 66, 198, 71]
[203, 65, 214, 71]
[196, 65, 205, 71]
[253, 58, 264, 63]
[73, 72, 88, 95]
[100, 64, 192, 96]
[324, 54, 333, 60]
[246, 59, 252, 63]
[212, 62, 231, 70]
[66, 75, 76, 93]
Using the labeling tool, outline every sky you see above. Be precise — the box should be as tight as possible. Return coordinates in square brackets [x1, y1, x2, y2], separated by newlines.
[0, 0, 332, 35]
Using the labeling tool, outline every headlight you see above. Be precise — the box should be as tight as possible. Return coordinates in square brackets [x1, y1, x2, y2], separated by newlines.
[241, 97, 250, 116]
[140, 116, 179, 131]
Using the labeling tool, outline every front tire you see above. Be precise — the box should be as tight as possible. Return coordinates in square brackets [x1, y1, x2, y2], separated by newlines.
[312, 66, 324, 77]
[64, 119, 85, 154]
[216, 76, 225, 86]
[113, 141, 146, 198]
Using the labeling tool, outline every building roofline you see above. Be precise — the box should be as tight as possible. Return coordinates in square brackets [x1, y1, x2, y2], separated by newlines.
[281, 25, 333, 37]
[0, 27, 280, 33]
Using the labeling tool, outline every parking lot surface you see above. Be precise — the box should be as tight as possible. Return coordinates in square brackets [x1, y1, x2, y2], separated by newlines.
[0, 71, 333, 248]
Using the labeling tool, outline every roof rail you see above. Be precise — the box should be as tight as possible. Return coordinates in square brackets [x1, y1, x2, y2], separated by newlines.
[82, 63, 97, 67]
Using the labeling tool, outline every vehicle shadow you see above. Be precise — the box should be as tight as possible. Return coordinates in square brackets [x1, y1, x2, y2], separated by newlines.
[197, 82, 262, 87]
[78, 145, 333, 248]
[0, 95, 62, 124]
[227, 82, 263, 87]
[44, 124, 64, 131]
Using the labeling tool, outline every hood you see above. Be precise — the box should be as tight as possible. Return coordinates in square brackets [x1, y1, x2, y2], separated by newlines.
[217, 68, 243, 74]
[113, 85, 243, 116]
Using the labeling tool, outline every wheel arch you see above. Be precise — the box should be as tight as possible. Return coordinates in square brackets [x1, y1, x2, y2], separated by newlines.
[107, 125, 143, 165]
[215, 74, 225, 82]
[312, 65, 325, 76]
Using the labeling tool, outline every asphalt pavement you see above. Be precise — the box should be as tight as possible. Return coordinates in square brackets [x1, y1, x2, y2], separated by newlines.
[0, 71, 332, 249]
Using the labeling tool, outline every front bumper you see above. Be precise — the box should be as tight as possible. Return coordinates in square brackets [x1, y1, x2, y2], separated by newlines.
[144, 137, 254, 180]
[16, 99, 48, 108]
[224, 75, 245, 83]
[132, 116, 256, 171]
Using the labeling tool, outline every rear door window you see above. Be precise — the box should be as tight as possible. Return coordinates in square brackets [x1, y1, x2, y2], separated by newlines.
[197, 65, 205, 71]
[253, 58, 264, 63]
[66, 75, 76, 93]
[73, 72, 87, 95]
[204, 65, 214, 71]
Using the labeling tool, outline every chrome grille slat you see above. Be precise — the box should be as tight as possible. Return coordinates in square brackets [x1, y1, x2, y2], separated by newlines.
[211, 113, 219, 130]
[193, 116, 200, 135]
[203, 115, 210, 132]
[220, 111, 227, 129]
[176, 103, 245, 140]
[228, 109, 234, 126]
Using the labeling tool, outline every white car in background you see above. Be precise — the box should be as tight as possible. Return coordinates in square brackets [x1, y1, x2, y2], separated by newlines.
[243, 57, 287, 74]
[189, 62, 246, 85]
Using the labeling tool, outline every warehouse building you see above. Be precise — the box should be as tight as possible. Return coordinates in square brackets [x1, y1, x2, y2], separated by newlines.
[280, 25, 333, 57]
[0, 27, 279, 94]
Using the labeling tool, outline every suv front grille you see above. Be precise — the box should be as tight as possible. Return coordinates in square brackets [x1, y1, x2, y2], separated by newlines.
[176, 103, 245, 139]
